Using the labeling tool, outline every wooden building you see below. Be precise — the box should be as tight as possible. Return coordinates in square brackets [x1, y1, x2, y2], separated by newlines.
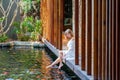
[40, 0, 120, 79]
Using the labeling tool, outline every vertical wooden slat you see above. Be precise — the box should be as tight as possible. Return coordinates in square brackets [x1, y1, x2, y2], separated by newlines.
[116, 0, 118, 79]
[58, 0, 64, 50]
[98, 0, 102, 79]
[109, 0, 113, 79]
[102, 0, 106, 79]
[49, 0, 54, 44]
[74, 0, 79, 65]
[86, 0, 92, 75]
[111, 0, 116, 80]
[116, 0, 120, 79]
[53, 0, 58, 47]
[106, 0, 110, 79]
[81, 0, 86, 70]
[92, 0, 98, 79]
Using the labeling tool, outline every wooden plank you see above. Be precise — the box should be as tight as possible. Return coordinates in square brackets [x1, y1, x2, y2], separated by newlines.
[74, 0, 79, 65]
[106, 0, 110, 79]
[111, 0, 116, 80]
[86, 0, 92, 75]
[53, 0, 58, 47]
[58, 0, 64, 50]
[116, 0, 120, 79]
[98, 0, 102, 79]
[92, 0, 98, 79]
[81, 0, 86, 70]
[102, 0, 106, 79]
[109, 0, 113, 79]
[50, 0, 54, 44]
[116, 0, 118, 79]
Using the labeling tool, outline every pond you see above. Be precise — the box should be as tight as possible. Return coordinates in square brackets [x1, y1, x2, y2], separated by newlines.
[0, 47, 71, 80]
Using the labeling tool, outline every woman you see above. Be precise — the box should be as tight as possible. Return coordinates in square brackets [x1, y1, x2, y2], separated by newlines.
[46, 29, 75, 69]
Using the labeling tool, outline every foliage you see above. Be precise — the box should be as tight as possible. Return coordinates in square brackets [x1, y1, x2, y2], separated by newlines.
[0, 34, 8, 42]
[30, 19, 42, 41]
[13, 16, 42, 41]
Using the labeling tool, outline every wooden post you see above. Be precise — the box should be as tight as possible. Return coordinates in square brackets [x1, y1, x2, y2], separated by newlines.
[102, 0, 106, 79]
[92, 0, 98, 79]
[58, 0, 64, 50]
[54, 0, 58, 47]
[47, 0, 54, 43]
[98, 0, 102, 79]
[75, 0, 79, 65]
[116, 0, 120, 79]
[111, 0, 116, 79]
[81, 0, 86, 70]
[86, 0, 92, 75]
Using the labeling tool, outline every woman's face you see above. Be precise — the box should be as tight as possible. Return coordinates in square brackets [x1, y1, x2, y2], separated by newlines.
[64, 33, 71, 40]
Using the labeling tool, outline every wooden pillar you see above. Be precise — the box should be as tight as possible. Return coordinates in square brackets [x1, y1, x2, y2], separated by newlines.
[53, 0, 58, 47]
[86, 0, 92, 75]
[74, 0, 79, 65]
[98, 0, 102, 79]
[116, 0, 120, 79]
[107, 0, 114, 80]
[111, 0, 116, 80]
[92, 0, 98, 79]
[47, 0, 54, 43]
[58, 0, 64, 50]
[81, 0, 86, 70]
[102, 0, 106, 79]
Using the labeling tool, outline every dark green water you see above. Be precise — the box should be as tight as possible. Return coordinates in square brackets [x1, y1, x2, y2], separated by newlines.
[0, 47, 70, 80]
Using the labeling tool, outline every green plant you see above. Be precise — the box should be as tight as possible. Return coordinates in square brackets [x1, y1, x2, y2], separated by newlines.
[30, 20, 42, 41]
[13, 16, 42, 41]
[0, 34, 8, 42]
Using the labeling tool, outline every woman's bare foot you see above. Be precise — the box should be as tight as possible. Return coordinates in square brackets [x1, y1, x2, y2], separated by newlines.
[58, 63, 63, 69]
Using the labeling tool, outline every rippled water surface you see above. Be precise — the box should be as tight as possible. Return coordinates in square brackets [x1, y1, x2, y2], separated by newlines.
[0, 47, 70, 80]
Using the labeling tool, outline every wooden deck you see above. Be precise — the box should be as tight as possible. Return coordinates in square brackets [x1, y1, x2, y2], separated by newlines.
[44, 40, 93, 80]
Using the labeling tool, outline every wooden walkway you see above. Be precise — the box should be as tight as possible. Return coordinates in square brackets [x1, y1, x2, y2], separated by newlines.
[44, 40, 93, 80]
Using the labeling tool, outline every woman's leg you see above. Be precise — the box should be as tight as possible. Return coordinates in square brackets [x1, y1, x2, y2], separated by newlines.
[58, 52, 63, 69]
[46, 51, 63, 69]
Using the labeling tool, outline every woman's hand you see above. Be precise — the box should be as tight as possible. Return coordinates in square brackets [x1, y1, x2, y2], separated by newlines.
[42, 37, 45, 42]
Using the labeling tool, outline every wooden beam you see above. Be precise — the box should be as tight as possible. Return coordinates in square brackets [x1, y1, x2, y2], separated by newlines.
[116, 0, 120, 79]
[54, 0, 58, 47]
[74, 0, 79, 65]
[58, 0, 64, 50]
[111, 0, 116, 80]
[98, 0, 102, 79]
[81, 0, 86, 70]
[102, 0, 107, 79]
[86, 0, 92, 75]
[92, 0, 98, 79]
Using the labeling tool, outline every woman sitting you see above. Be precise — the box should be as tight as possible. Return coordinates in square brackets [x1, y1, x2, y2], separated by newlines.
[46, 29, 75, 69]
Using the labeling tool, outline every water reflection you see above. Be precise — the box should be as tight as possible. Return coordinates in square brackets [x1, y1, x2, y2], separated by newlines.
[0, 48, 67, 80]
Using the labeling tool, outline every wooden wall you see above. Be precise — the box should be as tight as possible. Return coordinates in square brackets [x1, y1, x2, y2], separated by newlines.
[40, 0, 64, 49]
[41, 0, 120, 79]
[75, 0, 120, 79]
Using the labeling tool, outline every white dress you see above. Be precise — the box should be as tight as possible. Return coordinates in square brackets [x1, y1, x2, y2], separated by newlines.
[63, 38, 75, 60]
